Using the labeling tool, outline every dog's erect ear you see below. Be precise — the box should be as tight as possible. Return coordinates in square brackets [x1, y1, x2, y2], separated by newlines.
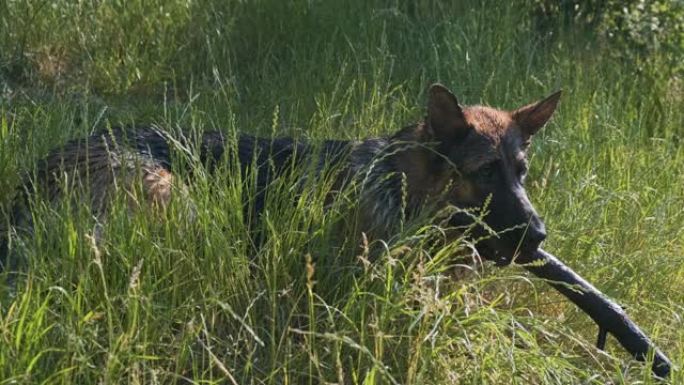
[512, 90, 562, 138]
[427, 84, 469, 142]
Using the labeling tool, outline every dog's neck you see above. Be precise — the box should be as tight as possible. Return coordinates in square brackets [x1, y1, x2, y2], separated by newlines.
[347, 122, 447, 237]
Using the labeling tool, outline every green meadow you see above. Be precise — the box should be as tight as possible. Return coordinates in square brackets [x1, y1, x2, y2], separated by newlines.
[1, 0, 683, 383]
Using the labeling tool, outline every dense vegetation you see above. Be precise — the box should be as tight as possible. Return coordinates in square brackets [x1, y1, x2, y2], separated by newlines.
[1, 0, 682, 383]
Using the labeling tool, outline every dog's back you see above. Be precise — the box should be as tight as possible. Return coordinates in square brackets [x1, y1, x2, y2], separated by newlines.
[0, 127, 355, 271]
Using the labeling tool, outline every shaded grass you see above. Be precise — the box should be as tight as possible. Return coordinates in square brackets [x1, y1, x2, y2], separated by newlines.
[1, 0, 683, 383]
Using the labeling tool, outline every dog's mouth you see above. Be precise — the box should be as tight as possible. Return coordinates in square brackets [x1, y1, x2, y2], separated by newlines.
[447, 215, 546, 266]
[490, 249, 517, 267]
[476, 241, 541, 267]
[472, 242, 508, 266]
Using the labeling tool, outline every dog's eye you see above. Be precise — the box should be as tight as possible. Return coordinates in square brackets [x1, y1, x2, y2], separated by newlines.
[475, 162, 497, 181]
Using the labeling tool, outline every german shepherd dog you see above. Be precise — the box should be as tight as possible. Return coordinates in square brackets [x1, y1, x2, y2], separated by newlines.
[0, 84, 560, 271]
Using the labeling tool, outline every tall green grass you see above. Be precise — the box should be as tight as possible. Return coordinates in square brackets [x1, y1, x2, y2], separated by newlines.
[1, 0, 683, 383]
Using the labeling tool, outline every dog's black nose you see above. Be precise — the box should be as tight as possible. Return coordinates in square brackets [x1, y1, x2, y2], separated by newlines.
[525, 224, 547, 246]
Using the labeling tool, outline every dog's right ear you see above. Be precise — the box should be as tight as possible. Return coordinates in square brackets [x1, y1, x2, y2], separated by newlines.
[512, 90, 562, 138]
[427, 84, 469, 142]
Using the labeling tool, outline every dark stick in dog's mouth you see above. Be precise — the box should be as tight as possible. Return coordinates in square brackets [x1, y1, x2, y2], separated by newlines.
[522, 248, 671, 378]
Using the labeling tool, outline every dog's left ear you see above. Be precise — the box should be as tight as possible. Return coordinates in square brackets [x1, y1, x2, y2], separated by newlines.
[512, 90, 562, 138]
[427, 83, 469, 142]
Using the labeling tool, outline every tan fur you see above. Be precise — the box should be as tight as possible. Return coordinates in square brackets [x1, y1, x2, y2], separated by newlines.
[463, 106, 514, 141]
[142, 167, 174, 208]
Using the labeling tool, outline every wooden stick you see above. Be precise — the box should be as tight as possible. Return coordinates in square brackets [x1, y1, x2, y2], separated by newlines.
[524, 248, 671, 378]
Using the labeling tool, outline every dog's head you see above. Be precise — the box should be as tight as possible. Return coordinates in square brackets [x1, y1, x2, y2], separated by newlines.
[396, 84, 561, 265]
